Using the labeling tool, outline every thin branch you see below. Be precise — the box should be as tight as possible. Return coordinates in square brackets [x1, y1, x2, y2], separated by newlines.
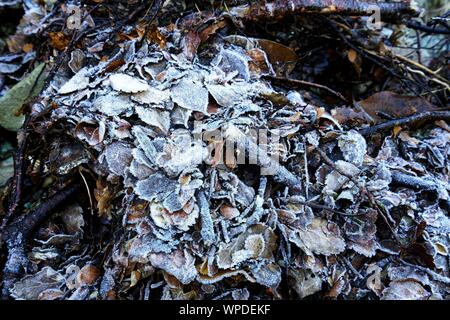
[231, 0, 419, 22]
[359, 111, 450, 136]
[263, 75, 348, 102]
[406, 20, 450, 35]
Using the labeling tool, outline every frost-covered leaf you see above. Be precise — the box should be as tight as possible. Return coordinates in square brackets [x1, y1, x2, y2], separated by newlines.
[109, 73, 149, 93]
[0, 62, 21, 73]
[381, 279, 430, 300]
[213, 48, 250, 81]
[131, 86, 170, 105]
[149, 249, 198, 285]
[135, 172, 178, 202]
[289, 218, 346, 256]
[252, 263, 282, 288]
[170, 78, 209, 114]
[338, 130, 367, 166]
[135, 106, 170, 133]
[11, 267, 65, 300]
[289, 269, 322, 299]
[149, 199, 199, 231]
[93, 93, 134, 116]
[59, 68, 90, 94]
[102, 142, 133, 177]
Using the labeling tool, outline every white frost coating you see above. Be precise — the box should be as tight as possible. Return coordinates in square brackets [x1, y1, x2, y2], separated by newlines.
[59, 68, 90, 94]
[135, 106, 170, 133]
[135, 172, 178, 202]
[103, 142, 133, 177]
[109, 73, 150, 93]
[131, 86, 171, 105]
[289, 218, 346, 256]
[213, 48, 250, 81]
[338, 130, 367, 166]
[170, 78, 209, 114]
[286, 91, 306, 106]
[148, 249, 198, 284]
[206, 81, 271, 107]
[93, 93, 134, 116]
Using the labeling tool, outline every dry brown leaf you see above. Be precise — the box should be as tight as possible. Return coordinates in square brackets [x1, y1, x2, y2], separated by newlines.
[49, 32, 70, 51]
[146, 25, 166, 49]
[76, 265, 101, 286]
[94, 179, 115, 218]
[182, 31, 201, 62]
[257, 39, 297, 76]
[357, 91, 437, 124]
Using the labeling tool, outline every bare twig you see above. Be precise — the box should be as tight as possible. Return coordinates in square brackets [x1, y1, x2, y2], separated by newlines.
[407, 20, 450, 35]
[400, 259, 450, 285]
[1, 118, 30, 232]
[359, 111, 450, 136]
[263, 75, 348, 102]
[231, 0, 419, 22]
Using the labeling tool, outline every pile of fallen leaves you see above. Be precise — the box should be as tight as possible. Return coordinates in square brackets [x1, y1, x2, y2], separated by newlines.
[0, 0, 449, 300]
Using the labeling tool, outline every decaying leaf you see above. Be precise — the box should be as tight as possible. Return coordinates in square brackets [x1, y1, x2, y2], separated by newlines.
[289, 268, 323, 299]
[381, 279, 430, 300]
[257, 39, 298, 76]
[289, 218, 346, 256]
[170, 78, 209, 114]
[0, 63, 46, 131]
[357, 91, 436, 124]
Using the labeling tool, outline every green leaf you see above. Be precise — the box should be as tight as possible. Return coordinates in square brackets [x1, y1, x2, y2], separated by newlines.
[0, 63, 47, 131]
[0, 156, 14, 187]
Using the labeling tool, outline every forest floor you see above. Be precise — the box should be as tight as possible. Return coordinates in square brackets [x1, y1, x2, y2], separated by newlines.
[0, 0, 449, 300]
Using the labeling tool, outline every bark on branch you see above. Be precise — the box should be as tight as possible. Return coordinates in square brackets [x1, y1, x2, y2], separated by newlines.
[1, 183, 80, 299]
[230, 0, 419, 22]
